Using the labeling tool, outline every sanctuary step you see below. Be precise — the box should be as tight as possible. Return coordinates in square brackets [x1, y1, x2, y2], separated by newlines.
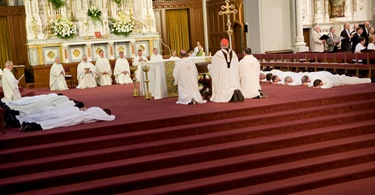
[1, 90, 375, 194]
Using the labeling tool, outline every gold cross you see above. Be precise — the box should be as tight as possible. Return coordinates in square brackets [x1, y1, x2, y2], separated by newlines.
[218, 0, 238, 49]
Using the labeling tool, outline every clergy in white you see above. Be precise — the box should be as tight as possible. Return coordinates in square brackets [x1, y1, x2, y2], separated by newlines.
[95, 50, 112, 86]
[313, 75, 371, 89]
[1, 61, 21, 102]
[132, 49, 148, 82]
[169, 50, 180, 60]
[239, 47, 261, 98]
[209, 39, 241, 103]
[77, 55, 97, 89]
[49, 57, 68, 91]
[114, 51, 133, 84]
[173, 50, 206, 105]
[150, 48, 163, 62]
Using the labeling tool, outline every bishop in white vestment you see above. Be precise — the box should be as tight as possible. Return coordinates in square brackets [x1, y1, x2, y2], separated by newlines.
[77, 55, 97, 89]
[173, 50, 206, 105]
[114, 51, 133, 84]
[49, 57, 68, 91]
[95, 50, 112, 86]
[239, 48, 261, 98]
[209, 39, 241, 103]
[1, 61, 21, 102]
[132, 49, 148, 82]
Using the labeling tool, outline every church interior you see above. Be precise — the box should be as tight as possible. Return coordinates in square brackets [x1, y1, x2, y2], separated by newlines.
[0, 0, 375, 194]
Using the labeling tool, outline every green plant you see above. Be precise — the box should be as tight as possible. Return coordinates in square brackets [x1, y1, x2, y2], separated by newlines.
[87, 5, 102, 23]
[48, 0, 66, 9]
[113, 0, 124, 6]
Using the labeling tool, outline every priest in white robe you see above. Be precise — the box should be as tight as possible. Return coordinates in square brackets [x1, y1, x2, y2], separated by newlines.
[49, 57, 69, 91]
[313, 75, 371, 89]
[76, 55, 97, 89]
[95, 50, 112, 86]
[173, 50, 206, 105]
[132, 49, 148, 82]
[1, 61, 21, 102]
[238, 47, 261, 98]
[169, 50, 180, 60]
[208, 39, 242, 103]
[150, 48, 163, 62]
[114, 51, 133, 84]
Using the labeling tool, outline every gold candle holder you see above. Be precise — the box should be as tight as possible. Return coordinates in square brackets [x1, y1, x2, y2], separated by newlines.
[142, 63, 152, 100]
[129, 65, 139, 97]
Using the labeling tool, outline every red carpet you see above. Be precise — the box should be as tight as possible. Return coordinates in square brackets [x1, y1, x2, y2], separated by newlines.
[0, 82, 375, 194]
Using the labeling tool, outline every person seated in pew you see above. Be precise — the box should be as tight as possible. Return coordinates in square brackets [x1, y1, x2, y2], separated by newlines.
[19, 105, 115, 131]
[354, 37, 366, 53]
[114, 51, 133, 85]
[95, 50, 112, 86]
[312, 75, 371, 89]
[49, 57, 69, 91]
[367, 35, 375, 50]
[76, 55, 97, 89]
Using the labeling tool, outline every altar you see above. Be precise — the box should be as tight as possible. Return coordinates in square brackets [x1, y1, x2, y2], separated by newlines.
[140, 56, 211, 99]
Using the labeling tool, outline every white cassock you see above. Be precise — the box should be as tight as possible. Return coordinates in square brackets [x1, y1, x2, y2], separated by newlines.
[18, 105, 115, 130]
[239, 55, 261, 98]
[49, 63, 68, 91]
[288, 72, 308, 86]
[95, 57, 112, 86]
[150, 54, 163, 62]
[114, 58, 133, 84]
[1, 68, 21, 102]
[307, 71, 334, 87]
[173, 58, 207, 105]
[209, 49, 241, 103]
[76, 61, 97, 89]
[132, 55, 148, 82]
[320, 75, 371, 89]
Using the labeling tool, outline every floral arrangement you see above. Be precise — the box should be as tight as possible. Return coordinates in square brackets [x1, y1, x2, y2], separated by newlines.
[48, 0, 66, 9]
[87, 5, 102, 23]
[110, 12, 134, 37]
[113, 0, 124, 6]
[50, 16, 76, 39]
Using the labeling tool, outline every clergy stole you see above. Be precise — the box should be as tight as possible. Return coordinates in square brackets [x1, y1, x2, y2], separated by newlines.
[221, 49, 233, 68]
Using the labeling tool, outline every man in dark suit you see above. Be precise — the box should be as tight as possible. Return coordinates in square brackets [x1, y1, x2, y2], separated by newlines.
[351, 27, 363, 53]
[340, 23, 353, 52]
[362, 21, 370, 46]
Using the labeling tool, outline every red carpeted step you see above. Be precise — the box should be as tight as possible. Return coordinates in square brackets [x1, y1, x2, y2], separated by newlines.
[1, 120, 375, 194]
[1, 100, 375, 164]
[210, 163, 375, 195]
[1, 109, 375, 178]
[15, 147, 375, 195]
[2, 91, 375, 150]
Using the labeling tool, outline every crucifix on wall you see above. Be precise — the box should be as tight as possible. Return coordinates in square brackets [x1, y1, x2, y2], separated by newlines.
[218, 0, 237, 49]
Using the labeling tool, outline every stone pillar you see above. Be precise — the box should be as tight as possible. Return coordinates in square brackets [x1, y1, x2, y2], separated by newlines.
[352, 0, 358, 20]
[294, 0, 309, 52]
[61, 44, 69, 63]
[108, 42, 115, 60]
[202, 0, 209, 54]
[86, 43, 92, 61]
[324, 0, 330, 22]
[314, 0, 324, 23]
[344, 0, 353, 19]
[130, 40, 136, 58]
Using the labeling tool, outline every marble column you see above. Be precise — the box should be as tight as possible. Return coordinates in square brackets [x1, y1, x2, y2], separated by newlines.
[294, 0, 308, 52]
[344, 0, 353, 20]
[314, 0, 324, 23]
[202, 0, 209, 54]
[86, 43, 92, 61]
[352, 0, 358, 20]
[324, 0, 329, 22]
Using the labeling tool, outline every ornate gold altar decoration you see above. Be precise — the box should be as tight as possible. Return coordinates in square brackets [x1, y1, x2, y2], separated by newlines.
[31, 17, 39, 39]
[219, 0, 238, 49]
[145, 13, 153, 33]
[164, 61, 178, 97]
[130, 62, 140, 97]
[72, 49, 81, 58]
[329, 0, 344, 17]
[47, 51, 56, 59]
[95, 48, 103, 55]
[142, 62, 152, 100]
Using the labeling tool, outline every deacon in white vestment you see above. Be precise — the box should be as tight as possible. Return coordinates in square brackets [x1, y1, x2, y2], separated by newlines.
[95, 50, 112, 86]
[150, 48, 163, 62]
[114, 51, 133, 84]
[173, 50, 206, 105]
[209, 39, 242, 103]
[76, 55, 97, 89]
[49, 57, 69, 91]
[1, 61, 21, 102]
[239, 47, 261, 98]
[132, 49, 148, 82]
[313, 75, 371, 89]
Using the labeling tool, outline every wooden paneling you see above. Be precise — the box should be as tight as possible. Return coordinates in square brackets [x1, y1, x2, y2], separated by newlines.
[304, 28, 310, 50]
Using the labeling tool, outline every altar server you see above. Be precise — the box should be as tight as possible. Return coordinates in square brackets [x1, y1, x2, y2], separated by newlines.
[1, 61, 21, 101]
[132, 49, 148, 82]
[49, 57, 68, 91]
[114, 51, 133, 84]
[95, 50, 112, 86]
[239, 47, 261, 98]
[173, 50, 206, 105]
[77, 55, 97, 89]
[209, 39, 243, 103]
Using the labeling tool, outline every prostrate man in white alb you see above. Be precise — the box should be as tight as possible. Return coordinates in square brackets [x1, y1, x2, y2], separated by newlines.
[238, 47, 261, 98]
[313, 75, 371, 89]
[132, 49, 148, 82]
[209, 38, 244, 103]
[76, 55, 97, 89]
[1, 61, 21, 101]
[173, 50, 206, 105]
[150, 48, 163, 62]
[95, 50, 112, 86]
[114, 51, 133, 84]
[49, 57, 68, 91]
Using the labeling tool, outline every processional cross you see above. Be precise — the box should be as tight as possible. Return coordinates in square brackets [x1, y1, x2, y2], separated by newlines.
[218, 0, 238, 49]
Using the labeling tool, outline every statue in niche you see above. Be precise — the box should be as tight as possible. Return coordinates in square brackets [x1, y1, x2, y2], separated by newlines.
[329, 0, 345, 17]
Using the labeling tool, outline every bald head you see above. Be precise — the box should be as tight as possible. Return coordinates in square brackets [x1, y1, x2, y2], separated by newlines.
[180, 50, 187, 58]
